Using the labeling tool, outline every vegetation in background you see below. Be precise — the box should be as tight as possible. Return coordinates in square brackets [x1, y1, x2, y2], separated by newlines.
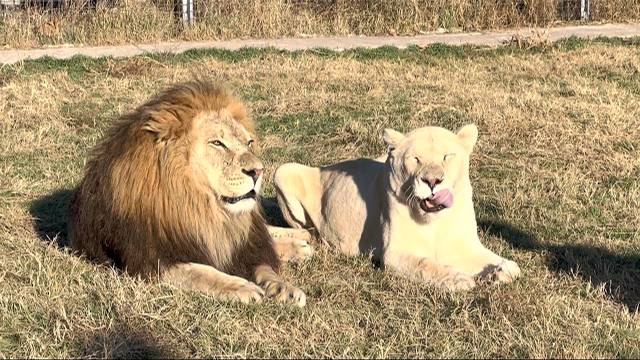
[1, 0, 639, 48]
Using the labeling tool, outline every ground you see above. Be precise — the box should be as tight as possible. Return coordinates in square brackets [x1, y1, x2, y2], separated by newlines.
[0, 38, 639, 358]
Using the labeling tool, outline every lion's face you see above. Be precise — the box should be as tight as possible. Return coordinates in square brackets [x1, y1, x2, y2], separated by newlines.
[383, 124, 478, 222]
[191, 110, 263, 214]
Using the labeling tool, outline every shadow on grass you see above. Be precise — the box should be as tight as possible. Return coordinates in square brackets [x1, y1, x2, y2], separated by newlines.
[30, 190, 182, 357]
[261, 196, 289, 227]
[79, 322, 179, 359]
[31, 188, 639, 312]
[479, 219, 640, 312]
[28, 188, 75, 249]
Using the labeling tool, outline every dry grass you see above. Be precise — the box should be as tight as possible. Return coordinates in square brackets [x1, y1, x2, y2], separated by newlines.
[1, 38, 640, 358]
[2, 0, 640, 48]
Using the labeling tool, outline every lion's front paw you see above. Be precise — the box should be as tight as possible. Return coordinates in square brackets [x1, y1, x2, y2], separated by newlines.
[261, 280, 307, 307]
[219, 280, 265, 304]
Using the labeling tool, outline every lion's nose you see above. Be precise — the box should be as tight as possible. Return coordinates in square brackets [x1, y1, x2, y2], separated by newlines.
[242, 168, 263, 184]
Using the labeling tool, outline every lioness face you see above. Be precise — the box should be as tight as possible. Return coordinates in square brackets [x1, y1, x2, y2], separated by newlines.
[383, 125, 478, 222]
[192, 110, 263, 214]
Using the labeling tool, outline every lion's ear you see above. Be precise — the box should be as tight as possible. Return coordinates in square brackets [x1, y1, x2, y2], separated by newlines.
[457, 124, 478, 153]
[226, 99, 254, 135]
[383, 128, 405, 151]
[142, 111, 181, 143]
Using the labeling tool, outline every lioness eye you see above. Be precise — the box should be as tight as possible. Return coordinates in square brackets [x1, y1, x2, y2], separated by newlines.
[444, 153, 456, 161]
[247, 139, 255, 147]
[210, 140, 226, 149]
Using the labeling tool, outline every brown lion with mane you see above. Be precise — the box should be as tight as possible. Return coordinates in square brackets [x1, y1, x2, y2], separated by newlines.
[68, 79, 307, 306]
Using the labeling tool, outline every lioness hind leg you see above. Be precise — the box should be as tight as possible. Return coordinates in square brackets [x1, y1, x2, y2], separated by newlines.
[273, 163, 322, 230]
[268, 225, 314, 263]
[162, 263, 264, 304]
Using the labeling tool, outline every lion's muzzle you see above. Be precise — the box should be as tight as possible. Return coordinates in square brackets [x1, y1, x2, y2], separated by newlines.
[242, 167, 263, 184]
[222, 189, 257, 204]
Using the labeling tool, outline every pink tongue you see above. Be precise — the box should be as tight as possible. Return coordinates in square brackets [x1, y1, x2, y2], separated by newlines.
[431, 189, 454, 208]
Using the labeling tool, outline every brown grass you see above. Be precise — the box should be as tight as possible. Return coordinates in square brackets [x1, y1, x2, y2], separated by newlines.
[1, 0, 640, 48]
[0, 40, 639, 357]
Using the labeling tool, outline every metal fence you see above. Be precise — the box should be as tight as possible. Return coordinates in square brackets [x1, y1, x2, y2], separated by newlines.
[0, 0, 594, 23]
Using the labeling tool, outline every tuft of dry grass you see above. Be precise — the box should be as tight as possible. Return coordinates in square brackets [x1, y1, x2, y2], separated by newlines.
[0, 39, 639, 358]
[1, 0, 640, 48]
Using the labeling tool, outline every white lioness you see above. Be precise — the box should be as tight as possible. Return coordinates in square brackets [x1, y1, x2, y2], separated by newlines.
[273, 124, 521, 290]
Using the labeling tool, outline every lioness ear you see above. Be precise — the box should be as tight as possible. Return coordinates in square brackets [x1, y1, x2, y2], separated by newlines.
[457, 124, 478, 153]
[382, 128, 405, 151]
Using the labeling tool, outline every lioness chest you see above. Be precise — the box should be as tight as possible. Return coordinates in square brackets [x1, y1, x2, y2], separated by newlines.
[386, 203, 472, 260]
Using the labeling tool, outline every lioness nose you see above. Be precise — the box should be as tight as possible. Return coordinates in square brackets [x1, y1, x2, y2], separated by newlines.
[242, 168, 263, 183]
[421, 175, 443, 190]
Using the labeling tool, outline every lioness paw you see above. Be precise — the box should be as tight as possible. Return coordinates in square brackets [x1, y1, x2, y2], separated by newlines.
[417, 261, 476, 291]
[262, 280, 307, 307]
[441, 271, 476, 291]
[219, 280, 265, 304]
[272, 234, 315, 263]
[494, 260, 521, 283]
[286, 238, 315, 262]
[477, 260, 521, 284]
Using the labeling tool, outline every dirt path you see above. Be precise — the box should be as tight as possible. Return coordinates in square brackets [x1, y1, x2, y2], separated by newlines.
[1, 23, 638, 64]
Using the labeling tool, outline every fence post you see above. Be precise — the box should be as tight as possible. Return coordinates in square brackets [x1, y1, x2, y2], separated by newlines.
[0, 0, 22, 6]
[580, 0, 590, 20]
[181, 0, 195, 25]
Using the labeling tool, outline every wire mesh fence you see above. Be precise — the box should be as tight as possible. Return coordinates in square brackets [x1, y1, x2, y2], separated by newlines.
[0, 0, 591, 21]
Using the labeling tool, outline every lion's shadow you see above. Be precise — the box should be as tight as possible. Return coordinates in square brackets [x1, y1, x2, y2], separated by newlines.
[78, 321, 178, 358]
[29, 188, 75, 249]
[479, 219, 640, 312]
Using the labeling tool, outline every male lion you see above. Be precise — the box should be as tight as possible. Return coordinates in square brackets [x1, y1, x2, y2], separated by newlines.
[273, 124, 521, 290]
[68, 80, 307, 306]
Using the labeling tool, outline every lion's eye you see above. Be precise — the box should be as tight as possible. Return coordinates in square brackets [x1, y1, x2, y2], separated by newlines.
[247, 139, 255, 147]
[209, 140, 226, 149]
[444, 153, 456, 161]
